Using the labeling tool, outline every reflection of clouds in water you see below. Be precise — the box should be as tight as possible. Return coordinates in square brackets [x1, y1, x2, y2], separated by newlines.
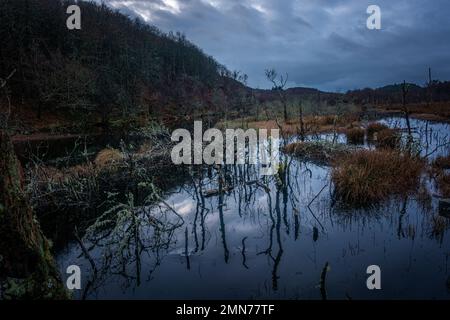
[172, 198, 195, 216]
[379, 117, 450, 159]
[56, 117, 450, 299]
[230, 220, 263, 234]
[159, 192, 196, 216]
[255, 194, 270, 209]
[204, 210, 219, 226]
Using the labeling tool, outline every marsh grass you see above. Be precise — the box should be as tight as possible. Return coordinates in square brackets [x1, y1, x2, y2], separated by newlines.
[375, 129, 401, 149]
[27, 139, 175, 223]
[433, 155, 450, 170]
[432, 154, 450, 197]
[437, 174, 450, 197]
[379, 102, 450, 123]
[284, 141, 356, 164]
[331, 149, 424, 207]
[345, 128, 365, 144]
[223, 114, 361, 137]
[94, 148, 124, 169]
[367, 122, 389, 139]
[430, 215, 449, 240]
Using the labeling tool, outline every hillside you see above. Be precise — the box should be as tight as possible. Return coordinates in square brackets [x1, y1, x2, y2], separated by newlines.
[1, 0, 449, 136]
[0, 0, 246, 132]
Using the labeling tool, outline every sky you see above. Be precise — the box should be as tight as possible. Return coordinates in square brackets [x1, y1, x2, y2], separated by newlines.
[98, 0, 450, 92]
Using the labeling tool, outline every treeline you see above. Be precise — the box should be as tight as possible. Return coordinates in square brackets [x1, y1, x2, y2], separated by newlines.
[0, 0, 239, 129]
[345, 81, 450, 105]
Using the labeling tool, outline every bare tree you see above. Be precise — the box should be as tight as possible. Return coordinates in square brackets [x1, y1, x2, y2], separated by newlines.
[401, 80, 412, 137]
[427, 67, 433, 106]
[402, 80, 412, 149]
[265, 69, 289, 122]
[297, 101, 305, 141]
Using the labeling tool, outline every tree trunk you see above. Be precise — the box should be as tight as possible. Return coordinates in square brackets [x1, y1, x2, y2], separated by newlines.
[298, 102, 305, 141]
[0, 130, 67, 299]
[401, 81, 412, 137]
[428, 67, 433, 106]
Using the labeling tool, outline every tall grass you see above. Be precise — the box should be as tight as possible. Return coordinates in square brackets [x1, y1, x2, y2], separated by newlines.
[331, 149, 424, 206]
[345, 128, 365, 144]
[375, 129, 401, 149]
[437, 174, 450, 197]
[284, 141, 354, 164]
[367, 122, 388, 139]
[94, 148, 124, 169]
[433, 155, 450, 170]
[432, 154, 450, 197]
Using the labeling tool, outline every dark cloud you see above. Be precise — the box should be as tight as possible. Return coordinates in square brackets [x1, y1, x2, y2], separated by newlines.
[100, 0, 450, 91]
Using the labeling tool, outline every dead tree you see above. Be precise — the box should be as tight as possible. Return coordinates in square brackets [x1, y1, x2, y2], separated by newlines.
[428, 67, 433, 106]
[297, 101, 305, 141]
[0, 130, 67, 299]
[401, 80, 412, 137]
[265, 69, 289, 122]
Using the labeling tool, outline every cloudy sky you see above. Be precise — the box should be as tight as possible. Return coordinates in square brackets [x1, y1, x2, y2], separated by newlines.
[100, 0, 450, 91]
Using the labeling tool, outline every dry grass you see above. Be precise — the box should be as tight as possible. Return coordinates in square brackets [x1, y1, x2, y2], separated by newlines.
[437, 174, 450, 198]
[137, 141, 153, 155]
[35, 163, 96, 183]
[375, 129, 401, 149]
[431, 155, 450, 197]
[94, 148, 124, 169]
[379, 102, 450, 123]
[366, 122, 389, 138]
[345, 128, 365, 144]
[316, 115, 337, 126]
[433, 155, 450, 170]
[284, 141, 355, 164]
[430, 215, 449, 238]
[331, 149, 424, 206]
[241, 114, 361, 137]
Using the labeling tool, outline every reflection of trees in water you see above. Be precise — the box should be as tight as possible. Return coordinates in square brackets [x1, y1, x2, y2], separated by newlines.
[79, 187, 184, 298]
[218, 168, 230, 263]
[191, 174, 208, 252]
[330, 194, 442, 245]
[75, 140, 446, 298]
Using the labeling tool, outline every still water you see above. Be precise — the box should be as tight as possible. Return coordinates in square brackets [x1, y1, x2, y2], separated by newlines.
[56, 118, 450, 299]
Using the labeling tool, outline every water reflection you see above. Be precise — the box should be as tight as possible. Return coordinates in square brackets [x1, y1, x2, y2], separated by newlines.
[57, 117, 450, 299]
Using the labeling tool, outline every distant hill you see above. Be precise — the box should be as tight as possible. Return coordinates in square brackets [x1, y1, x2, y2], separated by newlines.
[2, 0, 449, 133]
[345, 81, 450, 105]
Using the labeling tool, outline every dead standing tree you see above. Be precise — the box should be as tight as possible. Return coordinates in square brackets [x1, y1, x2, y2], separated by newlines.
[297, 101, 306, 141]
[0, 131, 67, 299]
[265, 69, 289, 122]
[401, 80, 412, 137]
[427, 67, 433, 107]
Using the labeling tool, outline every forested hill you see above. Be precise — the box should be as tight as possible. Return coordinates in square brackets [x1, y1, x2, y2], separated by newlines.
[345, 81, 450, 105]
[0, 0, 248, 130]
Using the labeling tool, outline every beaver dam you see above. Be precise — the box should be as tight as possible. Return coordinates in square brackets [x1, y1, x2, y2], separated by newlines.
[38, 116, 449, 300]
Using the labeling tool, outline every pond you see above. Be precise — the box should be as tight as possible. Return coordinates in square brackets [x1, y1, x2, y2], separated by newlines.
[56, 117, 450, 299]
